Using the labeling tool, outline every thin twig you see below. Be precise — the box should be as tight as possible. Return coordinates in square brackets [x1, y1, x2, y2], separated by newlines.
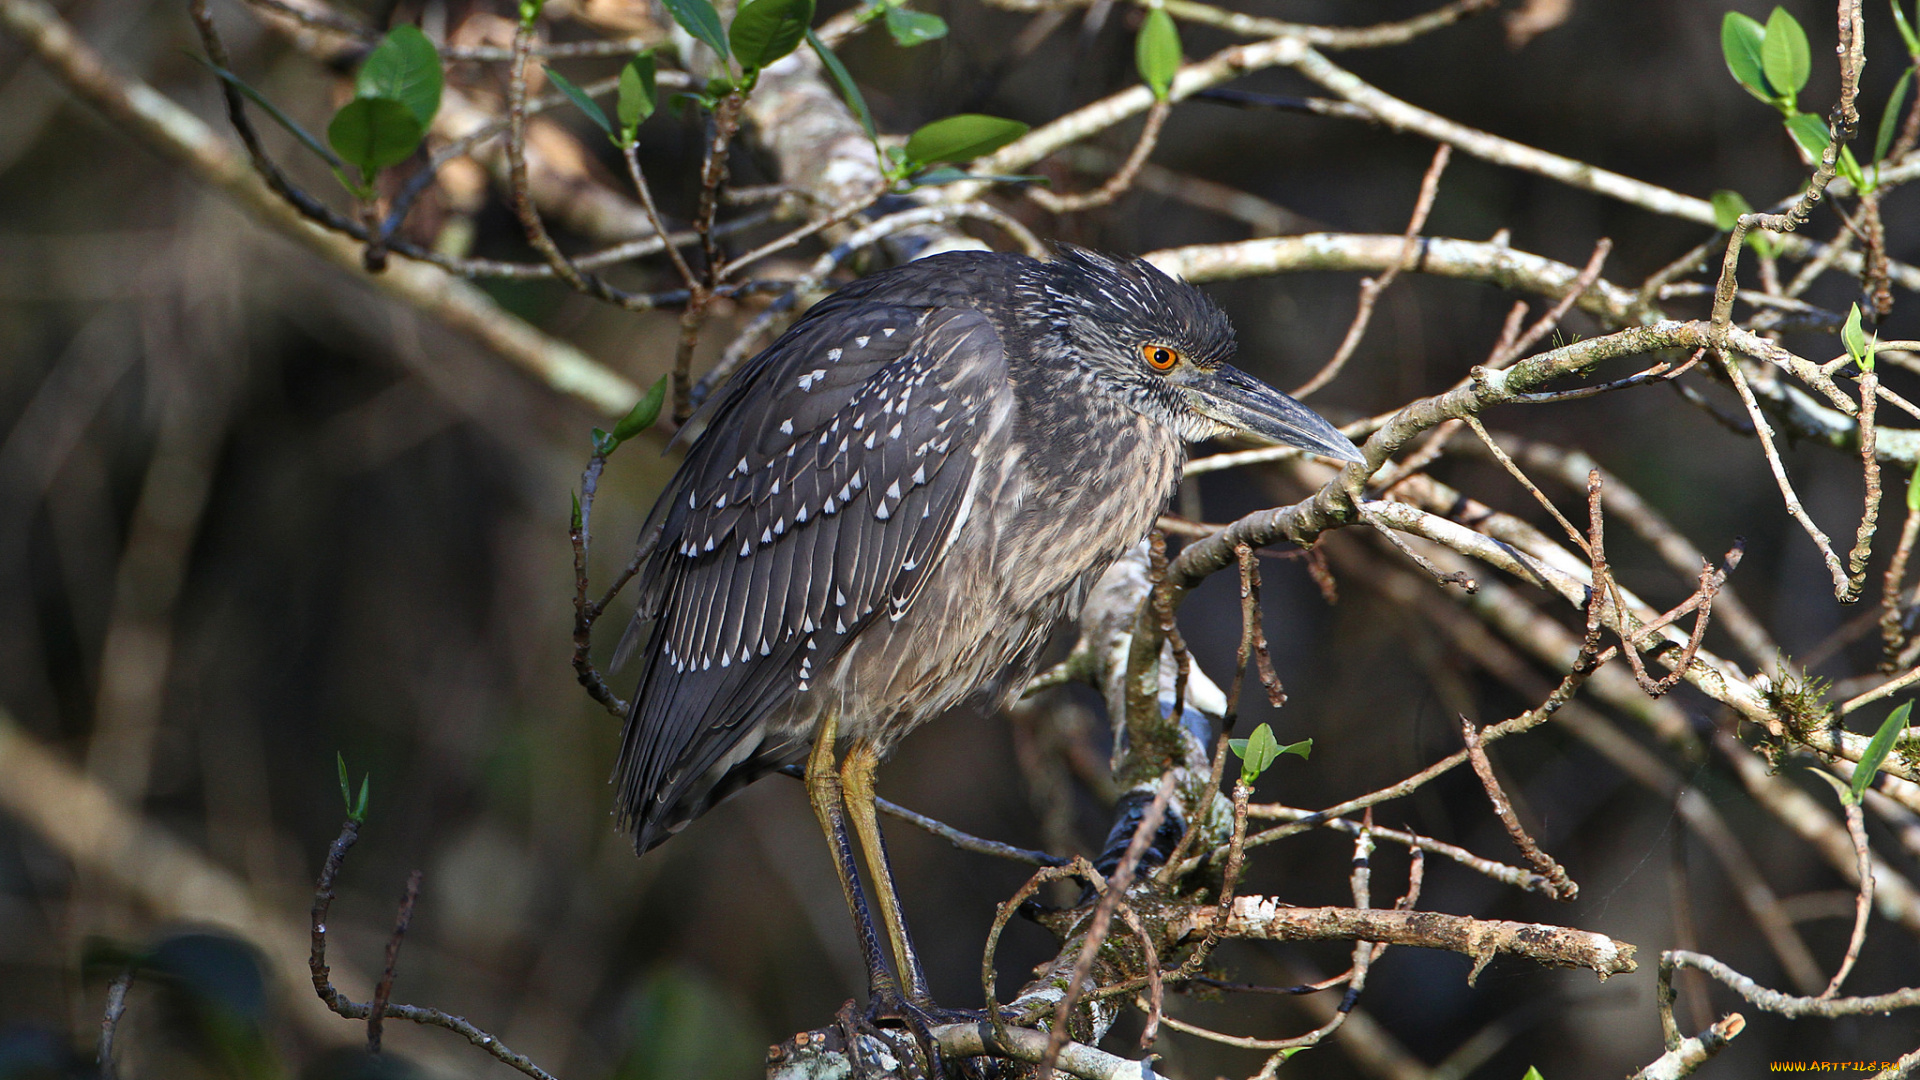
[1155, 734, 1228, 886]
[1853, 368, 1885, 600]
[1821, 799, 1874, 1000]
[310, 818, 560, 1080]
[1029, 97, 1172, 214]
[1461, 717, 1578, 900]
[1041, 774, 1177, 1080]
[622, 143, 697, 291]
[1291, 144, 1450, 399]
[1841, 665, 1920, 715]
[1720, 351, 1853, 599]
[1663, 948, 1920, 1019]
[99, 968, 132, 1080]
[1489, 238, 1613, 370]
[773, 764, 1067, 865]
[368, 869, 422, 1053]
[1464, 415, 1589, 555]
[1245, 805, 1556, 893]
[571, 448, 630, 718]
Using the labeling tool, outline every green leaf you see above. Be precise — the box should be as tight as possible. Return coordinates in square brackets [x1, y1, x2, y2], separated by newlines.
[591, 427, 618, 456]
[1906, 465, 1920, 511]
[1843, 303, 1871, 370]
[1852, 700, 1912, 804]
[1278, 738, 1313, 760]
[1713, 190, 1779, 256]
[356, 25, 442, 127]
[519, 0, 543, 27]
[1878, 67, 1913, 164]
[1710, 188, 1753, 231]
[1136, 8, 1180, 101]
[336, 753, 369, 823]
[903, 114, 1030, 167]
[1521, 1068, 1546, 1080]
[665, 0, 731, 61]
[190, 55, 344, 170]
[1722, 11, 1775, 103]
[327, 96, 425, 177]
[1762, 7, 1811, 104]
[732, 0, 815, 72]
[1809, 766, 1852, 802]
[618, 53, 659, 143]
[570, 489, 582, 531]
[613, 375, 669, 441]
[1231, 723, 1282, 785]
[546, 68, 613, 136]
[1784, 111, 1831, 159]
[807, 29, 876, 143]
[885, 5, 948, 46]
[1896, 0, 1920, 59]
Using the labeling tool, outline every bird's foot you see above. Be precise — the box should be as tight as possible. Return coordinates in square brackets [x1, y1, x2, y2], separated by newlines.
[860, 987, 984, 1078]
[831, 997, 940, 1079]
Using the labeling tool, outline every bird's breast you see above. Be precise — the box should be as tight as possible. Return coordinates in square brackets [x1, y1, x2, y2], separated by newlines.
[815, 395, 1184, 749]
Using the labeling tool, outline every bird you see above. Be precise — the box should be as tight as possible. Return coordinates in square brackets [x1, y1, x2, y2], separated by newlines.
[611, 245, 1361, 1021]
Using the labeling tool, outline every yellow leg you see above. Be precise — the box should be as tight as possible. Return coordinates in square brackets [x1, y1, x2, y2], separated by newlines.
[841, 738, 931, 1004]
[805, 707, 897, 997]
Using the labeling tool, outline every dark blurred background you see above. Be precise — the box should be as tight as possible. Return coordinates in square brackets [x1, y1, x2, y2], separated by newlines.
[4, 0, 1920, 1076]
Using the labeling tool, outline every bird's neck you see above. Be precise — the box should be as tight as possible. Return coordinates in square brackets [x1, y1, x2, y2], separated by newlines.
[1009, 362, 1187, 524]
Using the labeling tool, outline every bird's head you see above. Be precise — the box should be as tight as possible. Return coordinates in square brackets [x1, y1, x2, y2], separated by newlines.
[1019, 246, 1364, 463]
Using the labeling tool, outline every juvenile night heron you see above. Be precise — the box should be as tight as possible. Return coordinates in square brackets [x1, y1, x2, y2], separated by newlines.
[613, 246, 1360, 1019]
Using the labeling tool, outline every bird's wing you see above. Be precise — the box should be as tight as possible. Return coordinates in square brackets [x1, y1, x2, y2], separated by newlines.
[616, 303, 1007, 847]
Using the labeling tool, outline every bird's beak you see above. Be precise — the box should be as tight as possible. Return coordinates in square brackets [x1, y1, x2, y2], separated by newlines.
[1187, 364, 1365, 462]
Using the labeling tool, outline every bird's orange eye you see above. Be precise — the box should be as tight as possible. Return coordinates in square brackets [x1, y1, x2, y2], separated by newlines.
[1142, 344, 1182, 371]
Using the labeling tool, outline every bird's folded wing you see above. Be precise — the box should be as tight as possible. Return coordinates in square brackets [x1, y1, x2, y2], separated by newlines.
[615, 303, 1008, 838]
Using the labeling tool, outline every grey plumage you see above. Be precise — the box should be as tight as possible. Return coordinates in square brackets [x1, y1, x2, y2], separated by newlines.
[615, 246, 1359, 855]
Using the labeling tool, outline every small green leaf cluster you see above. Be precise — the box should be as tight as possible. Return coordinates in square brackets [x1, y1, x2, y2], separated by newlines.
[848, 0, 950, 47]
[196, 25, 445, 202]
[800, 15, 1027, 187]
[336, 752, 371, 822]
[330, 26, 444, 196]
[814, 68, 1029, 185]
[1720, 6, 1909, 194]
[1136, 7, 1181, 101]
[653, 0, 814, 99]
[1228, 722, 1311, 787]
[591, 375, 670, 458]
[1842, 301, 1878, 372]
[547, 53, 659, 150]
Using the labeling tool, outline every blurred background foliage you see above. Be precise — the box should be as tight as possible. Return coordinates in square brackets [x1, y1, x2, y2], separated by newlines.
[2, 0, 1919, 1076]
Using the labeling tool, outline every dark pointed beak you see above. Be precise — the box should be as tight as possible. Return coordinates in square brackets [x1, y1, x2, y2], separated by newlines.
[1189, 364, 1365, 462]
